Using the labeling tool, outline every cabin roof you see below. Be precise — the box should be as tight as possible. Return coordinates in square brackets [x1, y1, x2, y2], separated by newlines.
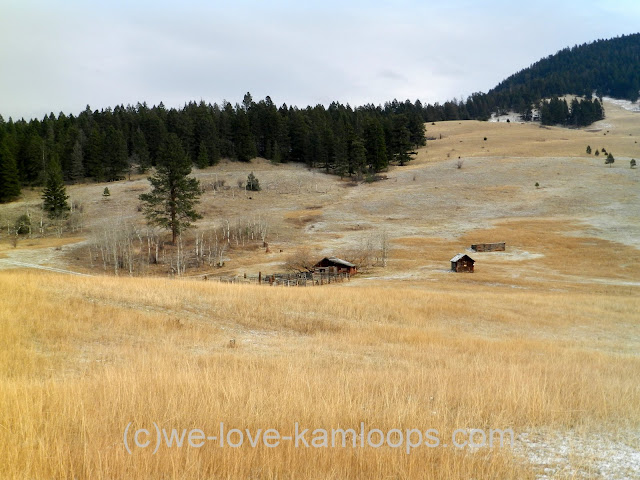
[318, 257, 356, 267]
[450, 253, 474, 263]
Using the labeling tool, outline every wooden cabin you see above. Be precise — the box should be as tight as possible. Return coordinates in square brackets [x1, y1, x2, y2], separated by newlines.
[313, 257, 357, 275]
[471, 242, 505, 252]
[450, 254, 475, 273]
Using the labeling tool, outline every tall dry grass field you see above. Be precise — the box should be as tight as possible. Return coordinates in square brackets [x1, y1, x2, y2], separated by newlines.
[1, 99, 639, 477]
[1, 270, 639, 479]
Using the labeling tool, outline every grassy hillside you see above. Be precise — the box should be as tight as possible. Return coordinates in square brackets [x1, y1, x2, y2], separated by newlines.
[1, 99, 640, 478]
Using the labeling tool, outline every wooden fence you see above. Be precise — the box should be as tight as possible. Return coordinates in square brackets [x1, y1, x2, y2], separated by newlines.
[202, 271, 351, 287]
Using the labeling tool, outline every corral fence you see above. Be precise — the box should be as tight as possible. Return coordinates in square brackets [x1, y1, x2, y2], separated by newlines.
[201, 271, 351, 286]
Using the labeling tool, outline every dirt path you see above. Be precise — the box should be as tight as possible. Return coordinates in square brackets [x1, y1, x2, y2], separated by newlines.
[0, 239, 91, 276]
[0, 259, 93, 276]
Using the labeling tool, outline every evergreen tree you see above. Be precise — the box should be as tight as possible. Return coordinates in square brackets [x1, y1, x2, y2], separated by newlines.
[139, 133, 202, 244]
[233, 108, 257, 162]
[288, 109, 310, 163]
[196, 141, 209, 169]
[275, 112, 291, 163]
[41, 159, 69, 218]
[18, 132, 44, 185]
[85, 127, 105, 180]
[0, 138, 21, 203]
[104, 126, 128, 180]
[219, 101, 236, 158]
[246, 171, 261, 191]
[132, 128, 151, 173]
[333, 128, 349, 178]
[364, 118, 388, 172]
[389, 115, 413, 166]
[630, 159, 636, 168]
[407, 112, 426, 147]
[141, 110, 168, 162]
[605, 153, 615, 167]
[69, 140, 85, 183]
[349, 137, 367, 180]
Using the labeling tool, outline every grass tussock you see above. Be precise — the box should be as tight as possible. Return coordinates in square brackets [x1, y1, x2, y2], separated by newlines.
[1, 271, 639, 478]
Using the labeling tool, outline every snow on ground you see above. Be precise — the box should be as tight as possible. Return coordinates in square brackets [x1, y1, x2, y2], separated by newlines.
[489, 112, 526, 123]
[602, 97, 640, 113]
[513, 429, 640, 479]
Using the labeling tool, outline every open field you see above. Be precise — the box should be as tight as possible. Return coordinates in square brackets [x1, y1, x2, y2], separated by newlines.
[1, 99, 640, 478]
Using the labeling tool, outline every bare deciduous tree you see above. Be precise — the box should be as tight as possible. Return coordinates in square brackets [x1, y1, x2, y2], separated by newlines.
[284, 247, 316, 273]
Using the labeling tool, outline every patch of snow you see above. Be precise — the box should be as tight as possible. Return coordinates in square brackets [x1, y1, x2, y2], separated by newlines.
[469, 249, 544, 261]
[603, 97, 640, 113]
[513, 429, 640, 479]
[489, 112, 525, 123]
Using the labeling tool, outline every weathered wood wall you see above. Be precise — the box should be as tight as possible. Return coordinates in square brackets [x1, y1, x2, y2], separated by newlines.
[471, 242, 505, 252]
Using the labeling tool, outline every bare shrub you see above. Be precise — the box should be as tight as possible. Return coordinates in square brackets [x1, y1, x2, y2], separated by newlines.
[284, 247, 316, 273]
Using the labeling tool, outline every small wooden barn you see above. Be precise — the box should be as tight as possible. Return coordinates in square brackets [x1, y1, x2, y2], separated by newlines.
[314, 257, 357, 275]
[471, 242, 505, 252]
[450, 254, 475, 273]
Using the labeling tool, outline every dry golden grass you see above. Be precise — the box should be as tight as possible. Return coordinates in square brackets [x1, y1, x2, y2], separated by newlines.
[417, 101, 640, 163]
[1, 270, 639, 479]
[1, 99, 640, 478]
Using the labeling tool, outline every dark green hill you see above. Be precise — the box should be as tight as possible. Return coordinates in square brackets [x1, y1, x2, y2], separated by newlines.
[488, 33, 640, 113]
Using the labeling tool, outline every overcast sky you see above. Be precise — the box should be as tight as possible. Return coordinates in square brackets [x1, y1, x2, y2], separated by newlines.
[1, 0, 639, 120]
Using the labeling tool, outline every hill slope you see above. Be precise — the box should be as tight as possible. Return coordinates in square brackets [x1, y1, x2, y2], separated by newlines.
[487, 33, 640, 112]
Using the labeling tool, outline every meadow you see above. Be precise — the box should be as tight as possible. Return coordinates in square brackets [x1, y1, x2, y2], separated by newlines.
[1, 99, 639, 478]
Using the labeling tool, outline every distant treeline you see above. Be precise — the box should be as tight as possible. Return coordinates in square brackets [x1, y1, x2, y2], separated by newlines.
[0, 94, 441, 203]
[2, 34, 638, 202]
[537, 96, 604, 126]
[0, 91, 606, 204]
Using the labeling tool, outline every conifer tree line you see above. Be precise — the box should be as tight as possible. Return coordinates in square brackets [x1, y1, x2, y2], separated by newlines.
[484, 34, 639, 117]
[1, 34, 638, 203]
[538, 96, 604, 126]
[0, 94, 435, 203]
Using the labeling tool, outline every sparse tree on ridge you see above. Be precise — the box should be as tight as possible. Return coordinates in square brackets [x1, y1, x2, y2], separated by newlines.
[605, 153, 615, 167]
[246, 171, 260, 191]
[139, 133, 202, 244]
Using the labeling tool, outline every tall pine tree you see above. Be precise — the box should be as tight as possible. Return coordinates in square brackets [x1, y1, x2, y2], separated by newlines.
[0, 137, 21, 203]
[196, 141, 209, 169]
[69, 140, 85, 183]
[139, 134, 202, 244]
[41, 159, 69, 218]
[104, 126, 128, 181]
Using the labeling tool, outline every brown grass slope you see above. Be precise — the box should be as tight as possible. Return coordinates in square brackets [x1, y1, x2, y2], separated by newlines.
[1, 99, 640, 478]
